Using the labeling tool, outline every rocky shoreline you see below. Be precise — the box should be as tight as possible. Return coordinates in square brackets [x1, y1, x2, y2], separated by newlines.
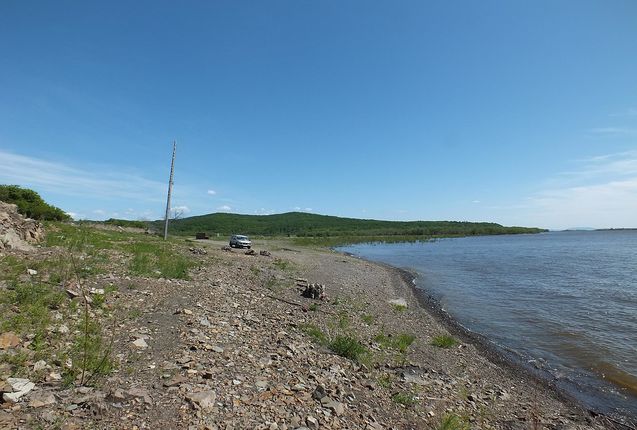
[342, 250, 637, 430]
[0, 233, 623, 429]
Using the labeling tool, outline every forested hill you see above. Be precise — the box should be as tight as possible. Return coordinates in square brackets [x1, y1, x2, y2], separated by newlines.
[154, 212, 546, 238]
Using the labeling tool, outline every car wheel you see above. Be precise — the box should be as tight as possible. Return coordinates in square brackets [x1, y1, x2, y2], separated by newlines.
[247, 246, 251, 249]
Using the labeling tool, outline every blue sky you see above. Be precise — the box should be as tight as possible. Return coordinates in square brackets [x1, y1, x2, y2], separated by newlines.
[1, 1, 636, 229]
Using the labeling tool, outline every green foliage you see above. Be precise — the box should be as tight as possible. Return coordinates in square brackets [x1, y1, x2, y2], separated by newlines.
[438, 413, 470, 430]
[103, 218, 148, 229]
[377, 373, 393, 389]
[272, 258, 292, 271]
[68, 319, 115, 384]
[328, 335, 368, 361]
[125, 241, 192, 279]
[391, 303, 407, 312]
[0, 185, 70, 221]
[431, 334, 458, 349]
[300, 324, 328, 345]
[150, 211, 546, 240]
[361, 314, 374, 324]
[308, 303, 319, 312]
[374, 332, 416, 353]
[392, 391, 418, 406]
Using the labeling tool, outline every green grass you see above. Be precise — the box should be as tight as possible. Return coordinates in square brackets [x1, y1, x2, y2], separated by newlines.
[125, 241, 192, 279]
[272, 258, 292, 271]
[374, 332, 416, 353]
[361, 314, 374, 324]
[392, 391, 418, 407]
[431, 334, 458, 349]
[300, 323, 328, 344]
[377, 373, 393, 389]
[437, 413, 470, 430]
[328, 335, 368, 362]
[308, 303, 319, 312]
[391, 303, 407, 313]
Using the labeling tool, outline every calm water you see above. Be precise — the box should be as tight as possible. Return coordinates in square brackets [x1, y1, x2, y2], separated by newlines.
[340, 231, 637, 421]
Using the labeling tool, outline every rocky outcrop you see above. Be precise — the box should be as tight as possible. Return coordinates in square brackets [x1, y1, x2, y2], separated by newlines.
[0, 201, 45, 251]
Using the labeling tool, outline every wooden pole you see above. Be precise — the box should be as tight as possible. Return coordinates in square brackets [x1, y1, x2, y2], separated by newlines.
[163, 141, 176, 240]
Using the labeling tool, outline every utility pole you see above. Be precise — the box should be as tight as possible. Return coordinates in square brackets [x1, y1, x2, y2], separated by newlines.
[163, 141, 176, 240]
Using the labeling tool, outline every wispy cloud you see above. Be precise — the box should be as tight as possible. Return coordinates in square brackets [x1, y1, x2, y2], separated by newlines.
[507, 151, 637, 229]
[609, 108, 637, 117]
[173, 205, 190, 214]
[0, 150, 166, 202]
[587, 127, 637, 137]
[217, 205, 232, 212]
[207, 189, 217, 195]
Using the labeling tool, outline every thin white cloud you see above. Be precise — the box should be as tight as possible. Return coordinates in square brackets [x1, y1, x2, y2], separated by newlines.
[609, 108, 637, 117]
[217, 205, 231, 212]
[472, 200, 481, 204]
[207, 189, 217, 195]
[172, 205, 190, 214]
[588, 127, 637, 137]
[506, 151, 637, 229]
[0, 150, 166, 202]
[293, 206, 313, 212]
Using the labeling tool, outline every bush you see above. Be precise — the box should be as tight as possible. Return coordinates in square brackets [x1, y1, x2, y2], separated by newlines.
[0, 185, 70, 221]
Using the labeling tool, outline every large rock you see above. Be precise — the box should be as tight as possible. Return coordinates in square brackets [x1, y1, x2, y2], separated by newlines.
[186, 390, 216, 411]
[2, 378, 35, 403]
[0, 332, 21, 349]
[0, 202, 44, 251]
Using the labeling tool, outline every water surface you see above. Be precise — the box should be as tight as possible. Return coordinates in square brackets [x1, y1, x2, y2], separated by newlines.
[340, 230, 637, 421]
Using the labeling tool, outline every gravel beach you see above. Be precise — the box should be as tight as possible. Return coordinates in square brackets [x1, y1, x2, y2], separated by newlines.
[0, 237, 620, 429]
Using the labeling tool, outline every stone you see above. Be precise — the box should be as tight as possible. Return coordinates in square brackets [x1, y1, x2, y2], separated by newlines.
[47, 372, 62, 382]
[164, 374, 187, 387]
[33, 360, 47, 372]
[325, 400, 345, 416]
[389, 298, 407, 308]
[186, 390, 216, 411]
[0, 332, 20, 349]
[306, 416, 319, 429]
[128, 387, 152, 404]
[28, 392, 56, 408]
[27, 268, 38, 276]
[65, 289, 80, 299]
[312, 385, 327, 400]
[132, 338, 148, 349]
[2, 378, 35, 402]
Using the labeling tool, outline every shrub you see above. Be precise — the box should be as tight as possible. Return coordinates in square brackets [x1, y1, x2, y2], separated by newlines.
[0, 185, 70, 221]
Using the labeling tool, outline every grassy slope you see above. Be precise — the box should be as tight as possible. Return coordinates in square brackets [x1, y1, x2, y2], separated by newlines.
[152, 211, 546, 239]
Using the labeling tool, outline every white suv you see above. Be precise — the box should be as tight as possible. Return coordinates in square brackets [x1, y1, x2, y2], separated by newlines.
[229, 235, 251, 249]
